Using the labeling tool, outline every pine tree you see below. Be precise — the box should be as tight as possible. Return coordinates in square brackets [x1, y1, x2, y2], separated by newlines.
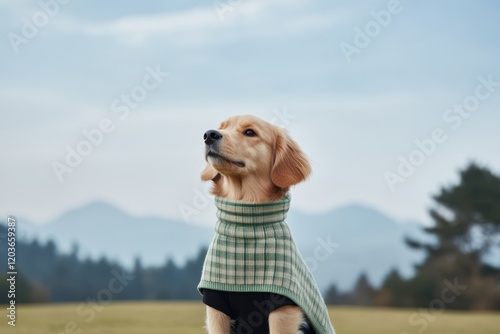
[351, 272, 375, 306]
[374, 269, 408, 307]
[406, 162, 500, 309]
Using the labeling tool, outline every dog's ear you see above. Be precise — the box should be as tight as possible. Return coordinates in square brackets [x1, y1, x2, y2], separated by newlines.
[201, 163, 220, 181]
[271, 129, 311, 189]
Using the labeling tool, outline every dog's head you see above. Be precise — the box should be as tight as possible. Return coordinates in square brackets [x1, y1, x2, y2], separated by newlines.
[201, 115, 311, 202]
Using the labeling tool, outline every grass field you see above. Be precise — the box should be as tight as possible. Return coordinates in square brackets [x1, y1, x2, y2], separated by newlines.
[1, 301, 499, 334]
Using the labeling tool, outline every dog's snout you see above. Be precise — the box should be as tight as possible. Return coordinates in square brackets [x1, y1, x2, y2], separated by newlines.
[204, 130, 223, 145]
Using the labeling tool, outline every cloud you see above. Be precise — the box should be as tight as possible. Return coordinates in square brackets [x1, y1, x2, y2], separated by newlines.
[53, 1, 349, 47]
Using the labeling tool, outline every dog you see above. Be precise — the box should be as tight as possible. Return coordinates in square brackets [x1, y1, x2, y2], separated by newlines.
[198, 115, 335, 334]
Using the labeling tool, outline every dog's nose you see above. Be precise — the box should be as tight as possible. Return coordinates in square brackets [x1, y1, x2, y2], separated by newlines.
[204, 130, 223, 145]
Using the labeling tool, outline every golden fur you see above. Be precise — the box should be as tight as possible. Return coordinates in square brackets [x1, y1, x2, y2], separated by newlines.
[201, 114, 311, 203]
[201, 115, 312, 333]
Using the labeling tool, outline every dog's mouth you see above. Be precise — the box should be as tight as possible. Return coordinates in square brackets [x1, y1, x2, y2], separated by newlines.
[207, 151, 245, 168]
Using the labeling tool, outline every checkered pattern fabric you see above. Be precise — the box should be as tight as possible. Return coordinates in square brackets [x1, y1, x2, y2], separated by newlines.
[198, 194, 335, 334]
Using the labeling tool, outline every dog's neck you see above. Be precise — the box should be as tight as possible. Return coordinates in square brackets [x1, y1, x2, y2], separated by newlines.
[211, 174, 287, 203]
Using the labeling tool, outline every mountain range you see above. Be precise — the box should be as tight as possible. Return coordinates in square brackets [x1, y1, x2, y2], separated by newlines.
[9, 201, 427, 291]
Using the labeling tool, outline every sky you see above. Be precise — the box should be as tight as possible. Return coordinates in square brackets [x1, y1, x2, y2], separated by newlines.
[1, 0, 499, 227]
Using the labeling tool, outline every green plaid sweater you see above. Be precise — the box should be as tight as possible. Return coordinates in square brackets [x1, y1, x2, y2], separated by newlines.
[198, 194, 335, 334]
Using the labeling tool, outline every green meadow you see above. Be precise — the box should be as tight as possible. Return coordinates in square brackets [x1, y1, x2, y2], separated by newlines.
[1, 302, 499, 334]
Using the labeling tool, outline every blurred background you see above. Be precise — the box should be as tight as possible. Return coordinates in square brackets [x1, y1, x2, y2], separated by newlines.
[1, 0, 500, 332]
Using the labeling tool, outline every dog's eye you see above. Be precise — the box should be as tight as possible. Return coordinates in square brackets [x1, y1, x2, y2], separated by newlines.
[243, 129, 257, 137]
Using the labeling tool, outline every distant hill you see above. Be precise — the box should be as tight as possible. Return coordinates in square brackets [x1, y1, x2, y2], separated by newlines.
[286, 204, 425, 290]
[10, 201, 427, 291]
[16, 202, 212, 266]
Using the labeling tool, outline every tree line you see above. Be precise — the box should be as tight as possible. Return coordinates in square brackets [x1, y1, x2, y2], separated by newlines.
[0, 234, 207, 303]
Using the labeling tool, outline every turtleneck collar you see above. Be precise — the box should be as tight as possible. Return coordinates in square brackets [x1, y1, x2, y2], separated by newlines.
[214, 193, 291, 225]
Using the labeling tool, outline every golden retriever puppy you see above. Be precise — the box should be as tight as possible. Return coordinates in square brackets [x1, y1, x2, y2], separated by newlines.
[198, 115, 335, 334]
